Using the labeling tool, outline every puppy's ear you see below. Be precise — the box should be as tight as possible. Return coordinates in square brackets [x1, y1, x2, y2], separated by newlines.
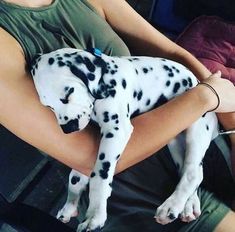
[91, 78, 110, 99]
[91, 56, 110, 99]
[31, 53, 42, 66]
[30, 53, 42, 75]
[70, 54, 110, 99]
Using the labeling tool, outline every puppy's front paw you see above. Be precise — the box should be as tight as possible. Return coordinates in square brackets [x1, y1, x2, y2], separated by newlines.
[56, 203, 78, 223]
[77, 210, 106, 232]
[180, 193, 201, 223]
[155, 196, 185, 225]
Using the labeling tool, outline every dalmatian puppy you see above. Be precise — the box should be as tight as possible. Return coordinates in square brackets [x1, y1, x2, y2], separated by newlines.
[31, 48, 218, 231]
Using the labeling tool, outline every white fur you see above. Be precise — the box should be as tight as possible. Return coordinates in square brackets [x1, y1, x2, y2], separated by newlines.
[31, 48, 218, 231]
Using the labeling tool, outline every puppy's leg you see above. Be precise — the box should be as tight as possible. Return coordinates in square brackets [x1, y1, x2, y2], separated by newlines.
[168, 135, 201, 223]
[77, 120, 133, 232]
[57, 170, 89, 223]
[155, 112, 218, 225]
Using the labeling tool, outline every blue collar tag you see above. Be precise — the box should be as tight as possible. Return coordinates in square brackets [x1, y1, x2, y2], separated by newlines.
[92, 48, 102, 57]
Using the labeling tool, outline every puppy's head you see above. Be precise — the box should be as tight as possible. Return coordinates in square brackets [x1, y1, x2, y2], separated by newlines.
[31, 49, 95, 133]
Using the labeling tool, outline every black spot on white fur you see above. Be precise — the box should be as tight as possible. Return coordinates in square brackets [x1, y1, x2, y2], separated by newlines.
[154, 94, 168, 108]
[61, 118, 79, 134]
[110, 79, 117, 86]
[122, 79, 127, 89]
[168, 72, 174, 77]
[60, 87, 74, 104]
[99, 162, 111, 179]
[64, 53, 71, 58]
[58, 60, 66, 67]
[106, 132, 114, 138]
[127, 104, 130, 113]
[166, 80, 171, 87]
[131, 109, 140, 118]
[146, 99, 151, 106]
[90, 172, 96, 178]
[173, 82, 180, 94]
[109, 89, 116, 98]
[71, 176, 80, 185]
[111, 114, 118, 120]
[137, 90, 143, 101]
[133, 91, 137, 98]
[182, 79, 188, 87]
[99, 153, 105, 160]
[83, 57, 96, 72]
[103, 111, 109, 123]
[188, 77, 193, 87]
[48, 57, 55, 65]
[143, 68, 148, 73]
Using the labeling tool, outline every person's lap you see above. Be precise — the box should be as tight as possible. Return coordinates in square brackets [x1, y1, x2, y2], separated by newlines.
[1, 136, 233, 232]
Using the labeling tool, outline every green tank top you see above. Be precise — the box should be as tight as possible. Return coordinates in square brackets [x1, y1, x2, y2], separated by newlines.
[0, 0, 130, 66]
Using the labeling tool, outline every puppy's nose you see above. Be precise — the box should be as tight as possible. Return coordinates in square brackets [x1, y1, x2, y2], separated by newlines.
[60, 119, 79, 134]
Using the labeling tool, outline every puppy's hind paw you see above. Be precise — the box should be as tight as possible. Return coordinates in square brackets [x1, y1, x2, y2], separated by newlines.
[180, 193, 201, 223]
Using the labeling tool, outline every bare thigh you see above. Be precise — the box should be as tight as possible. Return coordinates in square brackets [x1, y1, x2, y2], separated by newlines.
[214, 211, 235, 232]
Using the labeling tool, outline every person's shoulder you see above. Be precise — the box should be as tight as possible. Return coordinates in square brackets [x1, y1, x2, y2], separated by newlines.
[0, 27, 26, 75]
[86, 0, 105, 18]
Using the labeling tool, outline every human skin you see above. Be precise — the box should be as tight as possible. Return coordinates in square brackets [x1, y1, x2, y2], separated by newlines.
[0, 0, 235, 174]
[0, 27, 234, 175]
[1, 1, 235, 231]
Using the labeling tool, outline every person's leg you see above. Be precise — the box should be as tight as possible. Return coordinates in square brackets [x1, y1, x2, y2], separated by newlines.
[214, 211, 235, 232]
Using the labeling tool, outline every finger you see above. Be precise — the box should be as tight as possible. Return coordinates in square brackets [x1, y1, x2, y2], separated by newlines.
[211, 70, 221, 78]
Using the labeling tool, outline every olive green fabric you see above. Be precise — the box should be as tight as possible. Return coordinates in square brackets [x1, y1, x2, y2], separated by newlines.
[0, 0, 130, 65]
[0, 1, 233, 231]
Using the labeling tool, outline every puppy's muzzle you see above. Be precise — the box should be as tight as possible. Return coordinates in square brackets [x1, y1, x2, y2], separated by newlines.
[60, 119, 79, 134]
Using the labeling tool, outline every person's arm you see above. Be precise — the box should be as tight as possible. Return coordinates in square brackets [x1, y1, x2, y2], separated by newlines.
[95, 0, 235, 154]
[1, 28, 235, 177]
[92, 0, 211, 80]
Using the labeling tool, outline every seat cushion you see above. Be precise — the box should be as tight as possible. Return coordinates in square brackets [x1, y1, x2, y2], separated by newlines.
[176, 16, 235, 84]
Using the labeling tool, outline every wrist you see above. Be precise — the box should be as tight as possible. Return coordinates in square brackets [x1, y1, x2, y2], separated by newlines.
[197, 82, 220, 112]
[177, 50, 211, 81]
[194, 84, 219, 113]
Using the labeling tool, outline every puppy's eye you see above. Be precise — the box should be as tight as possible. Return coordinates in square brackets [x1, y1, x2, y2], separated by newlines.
[60, 87, 74, 104]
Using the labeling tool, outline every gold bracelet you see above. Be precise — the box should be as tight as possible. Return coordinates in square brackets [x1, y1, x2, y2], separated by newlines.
[197, 82, 220, 112]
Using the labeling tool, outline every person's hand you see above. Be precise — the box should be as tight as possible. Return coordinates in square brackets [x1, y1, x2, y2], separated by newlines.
[198, 71, 235, 113]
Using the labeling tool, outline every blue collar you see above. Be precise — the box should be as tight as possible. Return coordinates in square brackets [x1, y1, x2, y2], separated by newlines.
[87, 47, 102, 57]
